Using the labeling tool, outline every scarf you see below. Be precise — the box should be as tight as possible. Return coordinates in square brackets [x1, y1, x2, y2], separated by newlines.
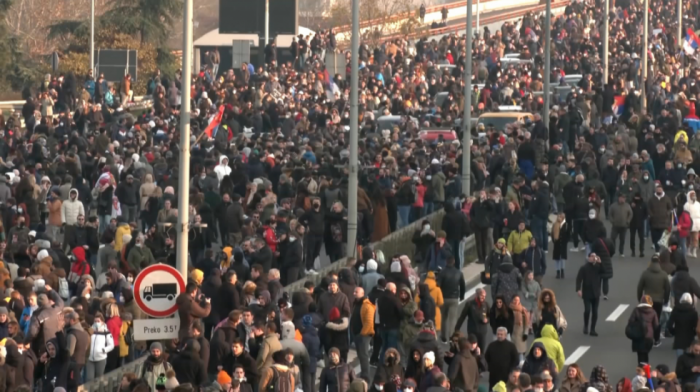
[510, 302, 530, 326]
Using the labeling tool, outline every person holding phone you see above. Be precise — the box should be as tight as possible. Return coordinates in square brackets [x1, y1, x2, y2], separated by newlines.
[575, 253, 604, 337]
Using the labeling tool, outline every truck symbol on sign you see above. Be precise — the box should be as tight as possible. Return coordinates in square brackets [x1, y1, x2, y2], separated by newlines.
[143, 283, 178, 301]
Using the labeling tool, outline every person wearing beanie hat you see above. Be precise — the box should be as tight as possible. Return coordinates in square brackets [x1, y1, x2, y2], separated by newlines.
[170, 338, 207, 388]
[325, 306, 350, 361]
[216, 370, 233, 390]
[260, 350, 296, 391]
[142, 340, 173, 391]
[164, 369, 180, 390]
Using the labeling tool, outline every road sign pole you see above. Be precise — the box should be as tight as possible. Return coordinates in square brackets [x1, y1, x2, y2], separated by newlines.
[177, 0, 194, 280]
[462, 0, 473, 196]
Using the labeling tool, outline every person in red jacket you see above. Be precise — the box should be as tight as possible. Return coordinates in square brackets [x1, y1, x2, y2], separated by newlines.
[677, 203, 692, 256]
[262, 219, 278, 254]
[68, 247, 90, 287]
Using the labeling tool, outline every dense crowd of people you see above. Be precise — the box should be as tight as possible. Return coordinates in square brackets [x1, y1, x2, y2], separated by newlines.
[0, 0, 700, 390]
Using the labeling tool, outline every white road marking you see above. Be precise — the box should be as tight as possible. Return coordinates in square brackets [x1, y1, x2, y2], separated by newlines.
[460, 283, 486, 305]
[564, 346, 590, 365]
[606, 304, 630, 322]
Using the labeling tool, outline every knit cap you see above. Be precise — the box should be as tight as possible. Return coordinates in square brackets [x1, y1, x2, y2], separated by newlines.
[302, 314, 313, 328]
[217, 370, 232, 385]
[422, 351, 435, 364]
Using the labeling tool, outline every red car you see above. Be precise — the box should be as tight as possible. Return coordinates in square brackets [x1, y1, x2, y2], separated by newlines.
[418, 129, 458, 142]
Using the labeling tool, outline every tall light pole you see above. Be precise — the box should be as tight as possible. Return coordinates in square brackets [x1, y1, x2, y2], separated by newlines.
[603, 0, 609, 84]
[462, 0, 472, 196]
[176, 0, 193, 279]
[476, 0, 480, 37]
[90, 0, 95, 75]
[641, 0, 648, 112]
[265, 0, 270, 45]
[543, 0, 551, 129]
[346, 0, 359, 259]
[678, 0, 683, 77]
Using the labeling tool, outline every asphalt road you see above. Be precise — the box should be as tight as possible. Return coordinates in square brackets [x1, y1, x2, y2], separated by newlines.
[315, 219, 696, 387]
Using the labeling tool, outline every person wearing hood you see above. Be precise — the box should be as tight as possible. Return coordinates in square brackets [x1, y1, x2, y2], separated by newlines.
[386, 258, 410, 289]
[531, 324, 565, 372]
[170, 338, 207, 387]
[626, 294, 659, 364]
[648, 183, 674, 251]
[85, 312, 114, 381]
[361, 259, 384, 295]
[25, 285, 64, 351]
[522, 342, 558, 384]
[215, 155, 232, 182]
[636, 254, 670, 346]
[39, 331, 70, 392]
[447, 337, 479, 392]
[141, 342, 172, 392]
[684, 190, 700, 257]
[667, 292, 698, 357]
[675, 340, 700, 385]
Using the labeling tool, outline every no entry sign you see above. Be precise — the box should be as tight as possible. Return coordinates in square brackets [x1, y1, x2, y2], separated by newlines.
[133, 264, 186, 317]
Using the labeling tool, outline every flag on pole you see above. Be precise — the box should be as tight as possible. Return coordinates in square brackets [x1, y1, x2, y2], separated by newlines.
[204, 105, 225, 138]
[683, 28, 699, 55]
[613, 95, 625, 117]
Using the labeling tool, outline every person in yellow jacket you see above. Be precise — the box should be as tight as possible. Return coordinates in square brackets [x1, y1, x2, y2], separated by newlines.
[416, 271, 444, 332]
[114, 220, 132, 252]
[119, 313, 133, 363]
[354, 286, 375, 381]
[530, 324, 565, 372]
[508, 222, 533, 263]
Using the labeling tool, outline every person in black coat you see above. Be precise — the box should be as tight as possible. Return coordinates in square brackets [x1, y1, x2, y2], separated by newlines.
[208, 316, 240, 376]
[521, 342, 558, 384]
[40, 331, 70, 392]
[576, 252, 604, 335]
[667, 293, 699, 355]
[170, 338, 207, 388]
[590, 235, 614, 299]
[671, 265, 700, 304]
[675, 341, 700, 385]
[417, 283, 436, 327]
[222, 338, 259, 388]
[201, 269, 222, 337]
[484, 327, 520, 388]
[217, 271, 242, 319]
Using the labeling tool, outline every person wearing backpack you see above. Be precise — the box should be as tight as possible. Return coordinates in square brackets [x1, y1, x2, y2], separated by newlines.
[259, 350, 296, 392]
[625, 294, 659, 365]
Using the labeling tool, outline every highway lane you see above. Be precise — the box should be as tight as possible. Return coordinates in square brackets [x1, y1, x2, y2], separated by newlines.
[455, 220, 691, 384]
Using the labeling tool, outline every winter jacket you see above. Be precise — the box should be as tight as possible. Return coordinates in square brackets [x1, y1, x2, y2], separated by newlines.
[126, 245, 155, 273]
[427, 242, 453, 272]
[436, 265, 466, 300]
[256, 333, 282, 371]
[530, 324, 565, 372]
[628, 304, 658, 353]
[176, 293, 211, 342]
[492, 263, 521, 305]
[447, 349, 479, 392]
[61, 190, 85, 225]
[301, 325, 321, 372]
[521, 342, 559, 384]
[418, 272, 445, 330]
[590, 237, 614, 279]
[319, 361, 355, 392]
[25, 290, 64, 348]
[675, 352, 700, 385]
[672, 269, 700, 304]
[171, 345, 208, 388]
[609, 202, 633, 228]
[507, 230, 533, 255]
[522, 246, 546, 277]
[88, 322, 115, 362]
[485, 247, 513, 276]
[684, 198, 700, 231]
[576, 261, 604, 299]
[667, 302, 698, 350]
[410, 330, 445, 369]
[636, 263, 670, 304]
[648, 193, 674, 229]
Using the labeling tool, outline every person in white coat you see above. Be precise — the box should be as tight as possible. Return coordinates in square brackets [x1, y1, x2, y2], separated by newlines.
[85, 313, 115, 381]
[684, 190, 700, 257]
[214, 155, 231, 182]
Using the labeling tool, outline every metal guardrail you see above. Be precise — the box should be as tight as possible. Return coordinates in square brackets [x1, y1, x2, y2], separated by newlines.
[333, 0, 479, 33]
[79, 209, 478, 392]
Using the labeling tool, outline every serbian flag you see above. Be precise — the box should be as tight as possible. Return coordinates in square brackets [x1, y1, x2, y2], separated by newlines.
[613, 95, 625, 117]
[643, 364, 655, 391]
[204, 105, 225, 138]
[684, 28, 700, 55]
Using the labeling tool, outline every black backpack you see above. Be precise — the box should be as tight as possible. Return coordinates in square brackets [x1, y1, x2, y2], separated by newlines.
[625, 309, 646, 341]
